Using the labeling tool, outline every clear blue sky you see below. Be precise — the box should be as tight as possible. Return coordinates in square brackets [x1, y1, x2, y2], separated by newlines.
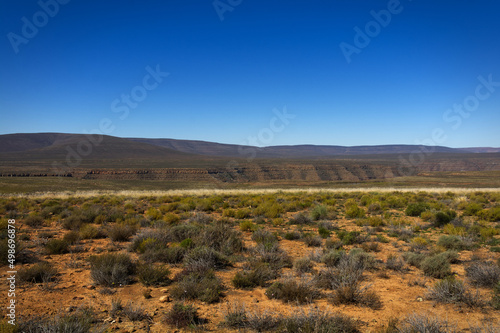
[1, 0, 499, 147]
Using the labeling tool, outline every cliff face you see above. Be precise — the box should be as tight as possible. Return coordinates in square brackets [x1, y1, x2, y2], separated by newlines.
[2, 157, 496, 183]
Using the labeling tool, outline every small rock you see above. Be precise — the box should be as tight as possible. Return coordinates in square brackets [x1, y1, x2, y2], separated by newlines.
[417, 297, 423, 302]
[159, 296, 171, 303]
[86, 285, 96, 290]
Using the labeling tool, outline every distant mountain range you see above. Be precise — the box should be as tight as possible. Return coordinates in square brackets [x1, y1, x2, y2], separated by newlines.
[1, 133, 499, 159]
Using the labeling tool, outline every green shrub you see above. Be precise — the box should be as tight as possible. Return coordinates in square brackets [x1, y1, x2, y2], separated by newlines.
[232, 262, 277, 289]
[265, 276, 320, 304]
[45, 239, 69, 254]
[463, 202, 483, 216]
[18, 262, 57, 283]
[433, 210, 457, 227]
[89, 253, 135, 287]
[239, 220, 256, 232]
[322, 250, 346, 268]
[137, 263, 171, 286]
[311, 205, 328, 221]
[290, 212, 313, 225]
[318, 226, 331, 239]
[405, 203, 429, 217]
[79, 224, 105, 239]
[279, 308, 360, 333]
[24, 215, 44, 228]
[345, 206, 365, 219]
[284, 231, 301, 240]
[487, 206, 500, 222]
[420, 253, 452, 279]
[170, 270, 224, 303]
[426, 277, 483, 308]
[164, 302, 203, 328]
[184, 246, 230, 271]
[293, 257, 313, 274]
[108, 224, 136, 242]
[437, 235, 470, 251]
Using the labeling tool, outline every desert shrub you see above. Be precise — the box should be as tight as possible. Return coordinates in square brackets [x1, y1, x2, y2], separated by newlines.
[361, 242, 381, 252]
[232, 262, 277, 289]
[317, 226, 331, 239]
[426, 277, 483, 308]
[164, 302, 204, 328]
[108, 224, 136, 242]
[396, 313, 454, 333]
[197, 221, 244, 255]
[180, 238, 193, 248]
[45, 239, 69, 254]
[315, 254, 381, 309]
[129, 230, 169, 253]
[221, 302, 248, 328]
[89, 253, 135, 287]
[402, 252, 423, 268]
[465, 261, 500, 287]
[325, 238, 344, 249]
[386, 254, 406, 271]
[79, 224, 105, 239]
[15, 307, 96, 333]
[137, 263, 171, 286]
[311, 205, 328, 221]
[63, 231, 80, 244]
[284, 231, 301, 240]
[170, 270, 224, 303]
[184, 246, 230, 271]
[62, 215, 86, 231]
[420, 253, 452, 279]
[491, 282, 500, 309]
[239, 220, 256, 232]
[345, 205, 365, 219]
[235, 208, 251, 219]
[322, 250, 346, 267]
[304, 234, 323, 247]
[24, 215, 44, 228]
[265, 276, 320, 304]
[253, 242, 292, 270]
[278, 308, 360, 333]
[487, 206, 500, 222]
[252, 228, 278, 245]
[294, 257, 313, 274]
[405, 203, 429, 217]
[167, 223, 200, 242]
[349, 248, 377, 270]
[290, 212, 313, 225]
[433, 210, 457, 227]
[122, 302, 150, 321]
[154, 246, 187, 264]
[437, 235, 470, 250]
[336, 230, 362, 245]
[145, 207, 162, 220]
[368, 202, 382, 213]
[18, 262, 57, 283]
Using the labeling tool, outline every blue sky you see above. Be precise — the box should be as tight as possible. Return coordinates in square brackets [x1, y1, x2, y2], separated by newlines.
[1, 0, 499, 148]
